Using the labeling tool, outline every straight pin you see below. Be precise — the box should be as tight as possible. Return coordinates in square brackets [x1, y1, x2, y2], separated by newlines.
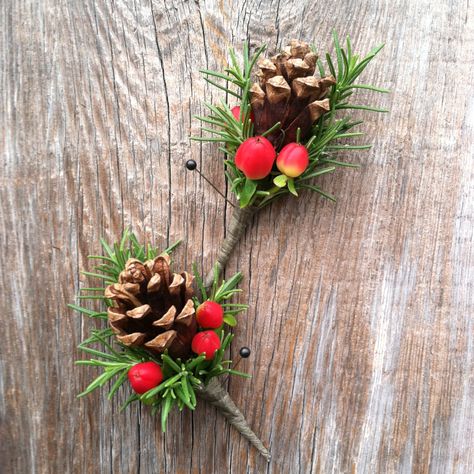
[185, 159, 236, 208]
[222, 346, 251, 386]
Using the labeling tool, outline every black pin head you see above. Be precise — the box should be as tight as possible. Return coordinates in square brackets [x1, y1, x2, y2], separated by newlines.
[239, 347, 251, 358]
[186, 159, 197, 171]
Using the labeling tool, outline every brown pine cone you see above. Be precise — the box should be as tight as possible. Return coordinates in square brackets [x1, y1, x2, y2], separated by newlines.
[251, 39, 336, 147]
[105, 254, 197, 359]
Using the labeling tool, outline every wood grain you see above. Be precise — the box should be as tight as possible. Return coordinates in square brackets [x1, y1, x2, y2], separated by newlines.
[1, 0, 473, 472]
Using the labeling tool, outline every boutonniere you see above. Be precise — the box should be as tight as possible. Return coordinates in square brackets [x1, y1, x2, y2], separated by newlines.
[71, 230, 270, 460]
[190, 32, 387, 287]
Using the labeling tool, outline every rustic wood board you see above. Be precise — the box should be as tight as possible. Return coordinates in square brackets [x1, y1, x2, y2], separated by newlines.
[1, 0, 473, 472]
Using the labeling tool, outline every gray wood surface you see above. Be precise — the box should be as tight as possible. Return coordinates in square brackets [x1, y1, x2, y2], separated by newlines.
[1, 0, 473, 473]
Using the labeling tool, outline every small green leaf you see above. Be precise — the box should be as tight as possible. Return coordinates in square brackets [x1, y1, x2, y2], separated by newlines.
[175, 386, 194, 410]
[239, 178, 257, 208]
[76, 295, 108, 301]
[203, 77, 241, 98]
[336, 104, 389, 113]
[161, 354, 181, 374]
[273, 174, 288, 188]
[164, 239, 182, 255]
[349, 84, 390, 93]
[213, 271, 243, 302]
[68, 304, 108, 320]
[80, 271, 115, 283]
[211, 264, 219, 300]
[221, 332, 234, 351]
[225, 369, 252, 378]
[298, 184, 337, 202]
[261, 121, 281, 137]
[287, 178, 298, 196]
[80, 328, 114, 345]
[223, 314, 237, 327]
[108, 369, 129, 399]
[186, 354, 207, 371]
[332, 30, 343, 80]
[321, 159, 360, 168]
[163, 373, 184, 388]
[317, 58, 326, 77]
[192, 263, 207, 301]
[299, 167, 336, 181]
[77, 346, 118, 361]
[187, 378, 197, 406]
[199, 68, 235, 81]
[78, 368, 122, 397]
[325, 53, 337, 78]
[189, 375, 203, 386]
[87, 255, 119, 265]
[120, 393, 139, 412]
[326, 144, 372, 150]
[161, 395, 174, 432]
[99, 238, 115, 258]
[140, 380, 170, 401]
[181, 377, 190, 402]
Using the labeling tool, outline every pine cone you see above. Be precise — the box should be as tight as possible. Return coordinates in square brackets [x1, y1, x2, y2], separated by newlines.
[250, 39, 336, 147]
[105, 254, 197, 359]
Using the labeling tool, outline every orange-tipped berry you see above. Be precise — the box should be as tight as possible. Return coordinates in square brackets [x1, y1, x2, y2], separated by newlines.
[196, 301, 224, 329]
[235, 136, 276, 180]
[128, 361, 163, 394]
[191, 330, 221, 360]
[276, 143, 309, 177]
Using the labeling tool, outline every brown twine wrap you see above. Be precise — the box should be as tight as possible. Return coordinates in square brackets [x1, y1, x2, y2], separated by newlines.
[201, 209, 269, 460]
[204, 206, 257, 290]
[196, 378, 271, 461]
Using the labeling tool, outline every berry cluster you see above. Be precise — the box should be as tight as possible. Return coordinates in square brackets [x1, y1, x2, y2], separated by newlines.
[191, 301, 224, 360]
[231, 103, 309, 184]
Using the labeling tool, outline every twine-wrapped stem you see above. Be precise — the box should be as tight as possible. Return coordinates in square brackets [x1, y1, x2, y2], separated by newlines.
[201, 206, 269, 460]
[204, 206, 257, 290]
[196, 378, 271, 461]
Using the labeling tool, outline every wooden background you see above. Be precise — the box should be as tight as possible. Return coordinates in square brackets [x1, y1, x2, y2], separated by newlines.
[1, 0, 473, 473]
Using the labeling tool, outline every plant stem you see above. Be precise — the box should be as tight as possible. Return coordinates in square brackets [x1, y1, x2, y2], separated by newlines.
[196, 378, 271, 461]
[204, 206, 257, 290]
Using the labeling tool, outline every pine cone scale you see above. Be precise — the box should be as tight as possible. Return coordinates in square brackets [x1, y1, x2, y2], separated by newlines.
[147, 273, 161, 292]
[117, 332, 146, 347]
[126, 304, 151, 319]
[153, 306, 176, 329]
[145, 330, 178, 354]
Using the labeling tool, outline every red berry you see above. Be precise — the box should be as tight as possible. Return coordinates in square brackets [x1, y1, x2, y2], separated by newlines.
[128, 361, 163, 395]
[235, 136, 276, 180]
[196, 301, 224, 329]
[231, 105, 254, 122]
[191, 331, 221, 360]
[276, 143, 309, 178]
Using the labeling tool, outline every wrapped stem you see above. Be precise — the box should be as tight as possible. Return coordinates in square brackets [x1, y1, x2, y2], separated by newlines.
[204, 206, 257, 290]
[196, 378, 271, 461]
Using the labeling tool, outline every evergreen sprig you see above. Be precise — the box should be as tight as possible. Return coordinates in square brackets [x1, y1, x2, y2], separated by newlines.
[193, 31, 388, 208]
[70, 229, 249, 431]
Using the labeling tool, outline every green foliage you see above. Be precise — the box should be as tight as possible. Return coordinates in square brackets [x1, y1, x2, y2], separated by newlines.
[70, 229, 249, 431]
[143, 330, 250, 431]
[194, 43, 266, 146]
[193, 31, 389, 208]
[193, 263, 249, 325]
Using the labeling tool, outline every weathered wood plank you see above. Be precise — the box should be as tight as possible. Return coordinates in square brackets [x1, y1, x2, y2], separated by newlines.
[1, 0, 473, 473]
